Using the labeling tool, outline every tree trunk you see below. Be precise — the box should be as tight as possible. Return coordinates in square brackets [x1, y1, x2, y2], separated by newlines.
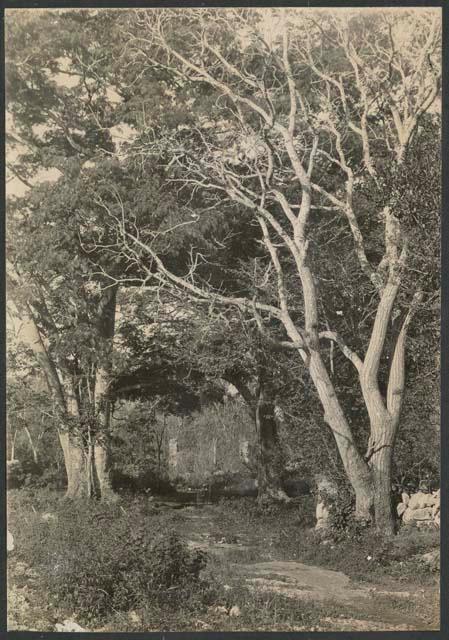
[93, 286, 118, 501]
[227, 373, 289, 504]
[94, 442, 118, 501]
[24, 426, 39, 465]
[59, 432, 88, 498]
[366, 414, 397, 536]
[370, 444, 395, 535]
[307, 352, 374, 520]
[10, 429, 17, 462]
[255, 382, 290, 504]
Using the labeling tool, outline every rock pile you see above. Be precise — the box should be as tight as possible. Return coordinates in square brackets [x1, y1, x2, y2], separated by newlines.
[397, 490, 440, 527]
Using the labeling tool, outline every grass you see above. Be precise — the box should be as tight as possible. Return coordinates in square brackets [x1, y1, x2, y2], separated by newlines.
[7, 488, 440, 632]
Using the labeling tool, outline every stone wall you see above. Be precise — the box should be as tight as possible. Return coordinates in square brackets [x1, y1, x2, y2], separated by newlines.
[397, 490, 440, 528]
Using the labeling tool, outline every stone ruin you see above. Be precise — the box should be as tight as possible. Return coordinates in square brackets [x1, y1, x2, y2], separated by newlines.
[396, 489, 440, 528]
[315, 476, 338, 531]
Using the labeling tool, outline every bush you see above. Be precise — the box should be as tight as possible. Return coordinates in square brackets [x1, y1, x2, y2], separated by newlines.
[319, 484, 371, 543]
[12, 498, 211, 623]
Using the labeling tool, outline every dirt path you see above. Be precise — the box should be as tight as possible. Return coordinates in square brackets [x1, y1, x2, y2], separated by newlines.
[182, 505, 439, 631]
[236, 561, 434, 629]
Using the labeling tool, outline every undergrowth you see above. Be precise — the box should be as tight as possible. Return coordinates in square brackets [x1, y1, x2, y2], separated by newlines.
[7, 488, 440, 630]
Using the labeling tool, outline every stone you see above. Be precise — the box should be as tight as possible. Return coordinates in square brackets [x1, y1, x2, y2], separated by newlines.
[168, 438, 178, 471]
[7, 530, 14, 552]
[402, 508, 415, 524]
[408, 492, 436, 510]
[213, 605, 228, 614]
[409, 507, 434, 521]
[315, 502, 331, 530]
[397, 503, 407, 517]
[14, 562, 28, 576]
[229, 605, 241, 617]
[421, 550, 439, 571]
[316, 475, 338, 498]
[41, 512, 57, 522]
[194, 620, 211, 630]
[128, 610, 141, 624]
[401, 492, 410, 506]
[55, 619, 88, 632]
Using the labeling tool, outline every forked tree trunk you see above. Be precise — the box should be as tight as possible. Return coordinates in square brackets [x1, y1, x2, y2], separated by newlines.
[255, 382, 290, 504]
[59, 433, 117, 500]
[9, 278, 119, 501]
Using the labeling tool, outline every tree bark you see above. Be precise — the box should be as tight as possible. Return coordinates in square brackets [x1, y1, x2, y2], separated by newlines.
[94, 442, 117, 501]
[369, 437, 395, 535]
[307, 352, 374, 520]
[59, 432, 88, 498]
[93, 287, 119, 501]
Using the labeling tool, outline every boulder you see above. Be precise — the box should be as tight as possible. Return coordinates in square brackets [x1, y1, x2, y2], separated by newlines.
[408, 492, 436, 510]
[397, 502, 407, 517]
[408, 507, 434, 521]
[229, 605, 241, 617]
[7, 530, 14, 552]
[401, 492, 410, 506]
[402, 508, 415, 524]
[421, 549, 440, 571]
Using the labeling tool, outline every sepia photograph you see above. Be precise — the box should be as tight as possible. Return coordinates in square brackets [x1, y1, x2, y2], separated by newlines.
[5, 4, 442, 633]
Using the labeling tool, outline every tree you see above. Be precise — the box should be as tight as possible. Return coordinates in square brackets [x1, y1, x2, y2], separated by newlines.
[6, 9, 136, 499]
[108, 8, 440, 533]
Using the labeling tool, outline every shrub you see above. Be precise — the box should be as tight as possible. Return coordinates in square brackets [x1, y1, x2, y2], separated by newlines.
[13, 498, 211, 623]
[320, 484, 371, 543]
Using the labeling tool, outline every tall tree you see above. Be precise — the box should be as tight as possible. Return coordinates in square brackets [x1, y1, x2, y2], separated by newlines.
[5, 9, 137, 498]
[110, 8, 441, 533]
